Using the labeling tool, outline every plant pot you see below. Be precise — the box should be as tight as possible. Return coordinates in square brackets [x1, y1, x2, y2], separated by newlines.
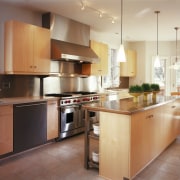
[143, 91, 152, 101]
[129, 92, 142, 103]
[152, 91, 160, 100]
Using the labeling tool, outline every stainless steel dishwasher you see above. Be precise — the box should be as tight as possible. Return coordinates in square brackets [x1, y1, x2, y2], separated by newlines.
[13, 102, 47, 153]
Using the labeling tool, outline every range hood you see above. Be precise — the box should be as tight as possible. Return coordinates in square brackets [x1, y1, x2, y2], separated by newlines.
[42, 13, 100, 64]
[51, 39, 99, 63]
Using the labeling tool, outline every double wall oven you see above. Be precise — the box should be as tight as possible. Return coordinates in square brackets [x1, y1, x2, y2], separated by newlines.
[46, 92, 100, 140]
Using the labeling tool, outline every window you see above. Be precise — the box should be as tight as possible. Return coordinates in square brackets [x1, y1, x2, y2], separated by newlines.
[152, 56, 169, 95]
[103, 48, 119, 88]
[170, 56, 180, 92]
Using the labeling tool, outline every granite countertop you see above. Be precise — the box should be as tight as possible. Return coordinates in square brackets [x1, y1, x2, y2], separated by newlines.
[0, 96, 59, 106]
[83, 96, 177, 115]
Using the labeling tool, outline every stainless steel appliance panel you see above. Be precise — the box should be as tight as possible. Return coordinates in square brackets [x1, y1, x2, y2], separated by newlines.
[60, 105, 80, 132]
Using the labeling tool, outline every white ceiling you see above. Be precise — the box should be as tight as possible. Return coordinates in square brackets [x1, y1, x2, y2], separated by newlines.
[1, 0, 180, 41]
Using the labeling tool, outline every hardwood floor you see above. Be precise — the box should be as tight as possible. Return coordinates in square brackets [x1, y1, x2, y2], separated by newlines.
[0, 134, 180, 180]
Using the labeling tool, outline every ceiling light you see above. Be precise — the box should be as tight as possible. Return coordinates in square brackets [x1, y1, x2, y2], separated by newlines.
[117, 0, 126, 62]
[154, 11, 161, 68]
[80, 0, 116, 24]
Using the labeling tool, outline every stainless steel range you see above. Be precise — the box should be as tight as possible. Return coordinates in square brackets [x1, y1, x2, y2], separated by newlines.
[46, 92, 100, 140]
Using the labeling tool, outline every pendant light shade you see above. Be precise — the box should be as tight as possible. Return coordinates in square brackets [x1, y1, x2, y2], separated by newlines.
[154, 11, 161, 68]
[117, 0, 126, 62]
[169, 27, 180, 70]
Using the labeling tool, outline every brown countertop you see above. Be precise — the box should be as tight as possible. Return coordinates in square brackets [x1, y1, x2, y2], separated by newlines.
[0, 96, 59, 106]
[83, 96, 178, 115]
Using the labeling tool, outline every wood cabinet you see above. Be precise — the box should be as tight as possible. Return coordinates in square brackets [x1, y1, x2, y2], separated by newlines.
[161, 100, 180, 149]
[4, 20, 50, 75]
[47, 100, 59, 140]
[120, 50, 137, 77]
[131, 106, 163, 176]
[0, 105, 13, 155]
[99, 112, 130, 179]
[82, 40, 108, 76]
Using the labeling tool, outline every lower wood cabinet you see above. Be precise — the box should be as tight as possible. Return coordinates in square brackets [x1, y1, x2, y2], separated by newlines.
[0, 105, 13, 155]
[47, 100, 59, 140]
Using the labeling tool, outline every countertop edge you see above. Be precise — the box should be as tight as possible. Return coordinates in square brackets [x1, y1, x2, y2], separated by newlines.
[82, 96, 178, 115]
[0, 96, 59, 106]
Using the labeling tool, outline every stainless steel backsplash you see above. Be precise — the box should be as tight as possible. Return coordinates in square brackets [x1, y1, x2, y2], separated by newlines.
[0, 75, 99, 98]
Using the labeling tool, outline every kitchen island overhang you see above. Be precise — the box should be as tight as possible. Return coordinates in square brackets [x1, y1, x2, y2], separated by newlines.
[83, 96, 180, 180]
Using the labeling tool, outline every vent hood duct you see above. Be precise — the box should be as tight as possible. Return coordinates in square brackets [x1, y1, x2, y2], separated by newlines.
[42, 12, 99, 63]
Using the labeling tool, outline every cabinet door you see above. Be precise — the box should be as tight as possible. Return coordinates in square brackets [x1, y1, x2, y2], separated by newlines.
[120, 50, 136, 77]
[4, 20, 50, 74]
[162, 101, 180, 148]
[131, 107, 163, 177]
[0, 105, 13, 155]
[47, 100, 59, 140]
[34, 26, 50, 74]
[82, 40, 108, 75]
[5, 21, 34, 73]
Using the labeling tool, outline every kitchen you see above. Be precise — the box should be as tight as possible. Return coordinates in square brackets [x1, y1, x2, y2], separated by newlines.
[0, 1, 180, 180]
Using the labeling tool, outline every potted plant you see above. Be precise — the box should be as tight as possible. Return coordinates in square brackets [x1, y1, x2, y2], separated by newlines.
[129, 85, 143, 102]
[151, 83, 160, 100]
[141, 83, 152, 101]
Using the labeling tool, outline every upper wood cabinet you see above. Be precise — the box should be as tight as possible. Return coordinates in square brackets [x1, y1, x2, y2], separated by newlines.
[4, 20, 50, 75]
[82, 40, 108, 76]
[120, 50, 137, 77]
[0, 105, 13, 155]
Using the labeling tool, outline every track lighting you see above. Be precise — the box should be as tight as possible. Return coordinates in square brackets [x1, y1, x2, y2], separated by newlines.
[80, 0, 116, 24]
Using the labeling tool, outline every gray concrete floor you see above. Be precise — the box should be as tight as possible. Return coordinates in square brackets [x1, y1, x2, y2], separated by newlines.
[0, 134, 180, 180]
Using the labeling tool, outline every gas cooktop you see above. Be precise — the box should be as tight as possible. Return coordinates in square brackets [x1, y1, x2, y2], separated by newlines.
[45, 91, 97, 97]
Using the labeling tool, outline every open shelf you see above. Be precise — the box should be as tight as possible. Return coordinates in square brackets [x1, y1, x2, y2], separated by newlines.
[88, 160, 99, 169]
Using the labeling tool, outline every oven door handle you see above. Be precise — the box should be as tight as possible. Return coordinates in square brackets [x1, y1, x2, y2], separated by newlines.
[58, 105, 80, 112]
[57, 105, 80, 109]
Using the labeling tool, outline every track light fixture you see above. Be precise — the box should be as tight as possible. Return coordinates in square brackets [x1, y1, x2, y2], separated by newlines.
[80, 0, 116, 24]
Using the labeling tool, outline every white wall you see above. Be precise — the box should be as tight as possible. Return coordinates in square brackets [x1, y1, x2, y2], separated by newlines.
[127, 41, 177, 89]
[0, 3, 41, 73]
[0, 2, 178, 92]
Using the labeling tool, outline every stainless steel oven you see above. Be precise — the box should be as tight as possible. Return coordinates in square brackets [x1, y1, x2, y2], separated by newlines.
[60, 104, 84, 139]
[46, 92, 100, 140]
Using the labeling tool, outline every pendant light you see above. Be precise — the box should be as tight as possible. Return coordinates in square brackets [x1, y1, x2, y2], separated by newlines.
[154, 11, 161, 68]
[169, 27, 180, 70]
[117, 0, 126, 62]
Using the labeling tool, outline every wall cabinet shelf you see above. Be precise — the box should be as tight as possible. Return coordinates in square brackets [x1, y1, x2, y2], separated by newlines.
[82, 40, 108, 76]
[4, 20, 50, 75]
[120, 50, 137, 77]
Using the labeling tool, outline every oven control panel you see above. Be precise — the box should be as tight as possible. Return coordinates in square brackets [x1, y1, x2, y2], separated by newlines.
[60, 95, 100, 106]
[81, 95, 100, 103]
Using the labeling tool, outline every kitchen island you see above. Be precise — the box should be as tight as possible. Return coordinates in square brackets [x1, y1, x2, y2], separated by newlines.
[83, 96, 180, 180]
